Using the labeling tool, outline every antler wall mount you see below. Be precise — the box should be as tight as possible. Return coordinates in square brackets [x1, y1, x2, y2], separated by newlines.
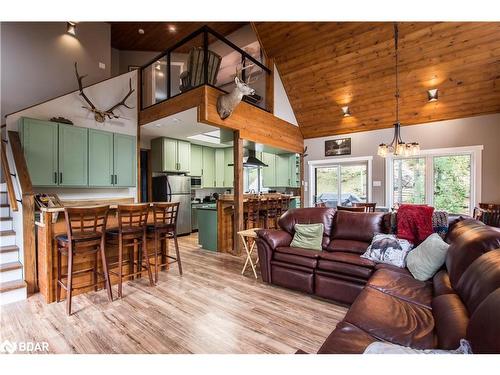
[74, 62, 135, 123]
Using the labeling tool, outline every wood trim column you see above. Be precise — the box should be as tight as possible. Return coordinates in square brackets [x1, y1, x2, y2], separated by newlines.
[22, 194, 37, 294]
[265, 57, 274, 114]
[233, 131, 243, 255]
[300, 153, 305, 208]
[136, 69, 142, 202]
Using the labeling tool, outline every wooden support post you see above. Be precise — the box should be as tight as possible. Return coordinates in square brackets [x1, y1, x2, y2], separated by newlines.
[136, 69, 142, 202]
[265, 57, 274, 114]
[22, 193, 37, 294]
[233, 131, 243, 255]
[300, 153, 305, 208]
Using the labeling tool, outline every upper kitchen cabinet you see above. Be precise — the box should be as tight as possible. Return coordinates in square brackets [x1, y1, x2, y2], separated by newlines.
[262, 152, 276, 187]
[202, 146, 215, 188]
[151, 137, 190, 173]
[58, 123, 88, 187]
[276, 154, 291, 187]
[190, 144, 203, 176]
[215, 149, 225, 188]
[20, 118, 58, 186]
[89, 129, 114, 187]
[113, 134, 136, 187]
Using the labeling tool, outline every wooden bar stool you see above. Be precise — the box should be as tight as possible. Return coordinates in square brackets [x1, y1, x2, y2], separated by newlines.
[261, 198, 281, 229]
[244, 196, 261, 229]
[279, 195, 291, 216]
[146, 202, 182, 283]
[353, 202, 377, 212]
[106, 203, 154, 298]
[56, 205, 113, 315]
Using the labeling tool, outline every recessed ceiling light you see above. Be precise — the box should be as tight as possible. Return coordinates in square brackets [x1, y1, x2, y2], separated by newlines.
[427, 88, 439, 102]
[138, 28, 145, 35]
[167, 24, 177, 33]
[341, 106, 351, 117]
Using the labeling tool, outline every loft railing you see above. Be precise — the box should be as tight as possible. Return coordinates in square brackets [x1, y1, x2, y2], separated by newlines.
[139, 25, 271, 111]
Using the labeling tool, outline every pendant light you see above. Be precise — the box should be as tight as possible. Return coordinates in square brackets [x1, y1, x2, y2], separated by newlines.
[377, 23, 419, 158]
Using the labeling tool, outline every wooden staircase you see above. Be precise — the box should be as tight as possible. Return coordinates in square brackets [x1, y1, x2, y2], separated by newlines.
[0, 184, 27, 305]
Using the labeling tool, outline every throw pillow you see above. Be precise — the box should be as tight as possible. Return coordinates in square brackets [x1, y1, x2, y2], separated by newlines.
[397, 204, 435, 244]
[361, 233, 413, 268]
[363, 339, 472, 354]
[406, 233, 450, 281]
[290, 223, 324, 251]
[432, 210, 449, 239]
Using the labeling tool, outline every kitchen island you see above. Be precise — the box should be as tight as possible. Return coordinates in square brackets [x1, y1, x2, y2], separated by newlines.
[216, 193, 299, 254]
[35, 197, 165, 304]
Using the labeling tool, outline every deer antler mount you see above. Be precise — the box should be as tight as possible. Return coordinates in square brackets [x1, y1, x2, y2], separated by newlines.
[74, 62, 135, 123]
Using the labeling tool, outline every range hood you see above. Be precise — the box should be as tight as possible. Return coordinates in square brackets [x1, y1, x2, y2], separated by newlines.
[228, 149, 268, 168]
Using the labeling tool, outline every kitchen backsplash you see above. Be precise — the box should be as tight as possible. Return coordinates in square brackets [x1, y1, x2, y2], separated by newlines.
[192, 188, 229, 201]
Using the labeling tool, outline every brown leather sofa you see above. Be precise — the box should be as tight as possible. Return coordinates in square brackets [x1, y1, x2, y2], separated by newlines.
[256, 209, 500, 353]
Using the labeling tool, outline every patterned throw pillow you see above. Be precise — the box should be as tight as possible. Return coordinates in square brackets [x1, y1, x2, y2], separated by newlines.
[363, 339, 472, 354]
[432, 210, 449, 239]
[361, 233, 413, 268]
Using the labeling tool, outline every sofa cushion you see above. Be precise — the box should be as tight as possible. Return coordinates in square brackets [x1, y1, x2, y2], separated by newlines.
[367, 269, 433, 308]
[445, 218, 484, 244]
[344, 287, 435, 349]
[317, 259, 373, 280]
[374, 263, 412, 277]
[270, 263, 314, 294]
[319, 251, 375, 268]
[432, 294, 469, 350]
[433, 269, 455, 297]
[466, 288, 500, 354]
[278, 208, 336, 250]
[317, 321, 378, 354]
[455, 249, 500, 315]
[315, 273, 365, 305]
[256, 229, 292, 249]
[331, 210, 385, 243]
[326, 239, 369, 254]
[275, 246, 320, 259]
[290, 223, 324, 251]
[273, 250, 318, 269]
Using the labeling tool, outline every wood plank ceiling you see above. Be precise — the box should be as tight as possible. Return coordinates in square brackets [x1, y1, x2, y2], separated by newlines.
[253, 22, 500, 139]
[111, 22, 246, 51]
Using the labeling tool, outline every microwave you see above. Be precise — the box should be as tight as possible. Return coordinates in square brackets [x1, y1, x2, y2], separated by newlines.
[191, 176, 202, 189]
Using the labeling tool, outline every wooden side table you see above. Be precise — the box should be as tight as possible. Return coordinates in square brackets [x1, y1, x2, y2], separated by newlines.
[238, 228, 261, 278]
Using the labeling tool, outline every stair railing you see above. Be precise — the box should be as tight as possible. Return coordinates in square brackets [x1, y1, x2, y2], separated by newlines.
[1, 134, 19, 211]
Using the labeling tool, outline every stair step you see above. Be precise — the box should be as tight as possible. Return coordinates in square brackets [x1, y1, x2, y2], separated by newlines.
[0, 245, 19, 263]
[0, 279, 26, 293]
[0, 261, 22, 272]
[0, 218, 13, 231]
[0, 245, 19, 254]
[0, 229, 15, 236]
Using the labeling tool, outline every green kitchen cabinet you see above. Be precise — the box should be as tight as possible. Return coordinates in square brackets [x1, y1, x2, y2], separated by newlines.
[262, 152, 276, 187]
[215, 148, 225, 187]
[58, 123, 88, 187]
[20, 118, 58, 186]
[289, 154, 300, 188]
[224, 147, 234, 187]
[190, 144, 203, 176]
[88, 129, 114, 187]
[113, 133, 136, 187]
[202, 146, 215, 188]
[276, 154, 291, 187]
[151, 137, 190, 173]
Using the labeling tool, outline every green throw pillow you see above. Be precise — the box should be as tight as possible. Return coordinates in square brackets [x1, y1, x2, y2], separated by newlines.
[290, 223, 324, 251]
[406, 233, 450, 281]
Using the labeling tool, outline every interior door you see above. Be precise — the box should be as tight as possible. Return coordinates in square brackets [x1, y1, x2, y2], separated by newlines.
[58, 123, 88, 186]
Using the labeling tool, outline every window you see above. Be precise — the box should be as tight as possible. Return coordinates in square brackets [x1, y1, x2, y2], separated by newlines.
[244, 167, 266, 193]
[387, 146, 482, 215]
[311, 159, 370, 207]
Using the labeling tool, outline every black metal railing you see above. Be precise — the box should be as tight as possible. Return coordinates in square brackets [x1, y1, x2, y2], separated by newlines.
[139, 25, 271, 111]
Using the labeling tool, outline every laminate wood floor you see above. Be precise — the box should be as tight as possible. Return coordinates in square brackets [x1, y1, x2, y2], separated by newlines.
[0, 234, 347, 354]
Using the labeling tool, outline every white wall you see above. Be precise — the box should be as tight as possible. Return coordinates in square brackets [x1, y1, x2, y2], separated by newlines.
[6, 71, 138, 201]
[1, 22, 111, 121]
[273, 65, 298, 126]
[303, 113, 500, 207]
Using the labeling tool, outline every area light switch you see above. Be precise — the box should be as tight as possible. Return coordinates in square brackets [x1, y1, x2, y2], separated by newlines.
[373, 180, 382, 187]
[99, 62, 106, 70]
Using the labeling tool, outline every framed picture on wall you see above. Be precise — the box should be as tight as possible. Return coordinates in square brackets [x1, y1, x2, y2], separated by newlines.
[325, 138, 351, 156]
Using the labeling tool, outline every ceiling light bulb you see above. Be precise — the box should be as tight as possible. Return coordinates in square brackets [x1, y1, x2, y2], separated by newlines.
[167, 24, 177, 33]
[138, 28, 145, 35]
[66, 22, 76, 36]
[341, 106, 351, 117]
[427, 88, 438, 102]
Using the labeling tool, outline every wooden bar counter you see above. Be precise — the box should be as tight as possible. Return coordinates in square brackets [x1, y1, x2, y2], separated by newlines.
[216, 193, 298, 255]
[36, 198, 163, 304]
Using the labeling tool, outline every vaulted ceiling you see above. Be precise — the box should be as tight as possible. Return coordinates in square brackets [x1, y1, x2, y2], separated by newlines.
[253, 22, 500, 139]
[111, 22, 246, 51]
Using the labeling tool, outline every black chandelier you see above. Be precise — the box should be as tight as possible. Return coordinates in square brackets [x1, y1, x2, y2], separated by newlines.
[378, 23, 419, 158]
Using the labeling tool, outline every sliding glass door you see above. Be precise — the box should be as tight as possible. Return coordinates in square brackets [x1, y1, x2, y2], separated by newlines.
[314, 162, 368, 207]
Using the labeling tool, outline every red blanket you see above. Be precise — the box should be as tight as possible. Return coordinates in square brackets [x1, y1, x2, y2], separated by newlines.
[397, 204, 434, 244]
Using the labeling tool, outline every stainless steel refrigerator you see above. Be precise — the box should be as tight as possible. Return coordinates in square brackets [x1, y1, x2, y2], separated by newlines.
[152, 175, 191, 235]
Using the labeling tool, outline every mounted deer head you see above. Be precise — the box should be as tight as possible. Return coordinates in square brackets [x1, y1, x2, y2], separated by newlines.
[216, 64, 256, 120]
[74, 62, 135, 123]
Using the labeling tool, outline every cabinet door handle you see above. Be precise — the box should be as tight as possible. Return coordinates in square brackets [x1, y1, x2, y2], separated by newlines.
[59, 172, 63, 184]
[111, 174, 114, 185]
[114, 175, 118, 185]
[54, 172, 57, 184]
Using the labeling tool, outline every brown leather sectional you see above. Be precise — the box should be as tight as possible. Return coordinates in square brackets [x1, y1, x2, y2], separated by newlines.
[256, 209, 500, 353]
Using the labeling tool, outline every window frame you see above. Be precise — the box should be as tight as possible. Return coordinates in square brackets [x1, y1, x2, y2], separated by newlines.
[385, 145, 483, 215]
[308, 156, 373, 207]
